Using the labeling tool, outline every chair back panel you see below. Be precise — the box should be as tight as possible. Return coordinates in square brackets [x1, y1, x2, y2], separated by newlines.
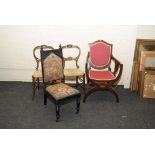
[33, 45, 54, 70]
[62, 44, 81, 69]
[41, 48, 63, 83]
[90, 41, 112, 69]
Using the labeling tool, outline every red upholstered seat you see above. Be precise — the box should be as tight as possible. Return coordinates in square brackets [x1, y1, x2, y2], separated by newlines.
[89, 70, 116, 81]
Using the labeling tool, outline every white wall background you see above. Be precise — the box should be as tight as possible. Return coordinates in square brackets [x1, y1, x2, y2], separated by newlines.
[0, 25, 155, 88]
[137, 26, 155, 38]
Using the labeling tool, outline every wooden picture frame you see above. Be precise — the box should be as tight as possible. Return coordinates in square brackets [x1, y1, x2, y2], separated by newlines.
[130, 39, 155, 91]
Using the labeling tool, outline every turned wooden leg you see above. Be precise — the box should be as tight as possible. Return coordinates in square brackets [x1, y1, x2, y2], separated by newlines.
[37, 78, 40, 90]
[76, 76, 78, 88]
[76, 97, 80, 114]
[55, 104, 60, 122]
[32, 76, 36, 100]
[44, 91, 47, 107]
[83, 74, 85, 93]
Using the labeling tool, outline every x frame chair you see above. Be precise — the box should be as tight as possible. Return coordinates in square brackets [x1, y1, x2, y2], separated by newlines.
[83, 40, 123, 103]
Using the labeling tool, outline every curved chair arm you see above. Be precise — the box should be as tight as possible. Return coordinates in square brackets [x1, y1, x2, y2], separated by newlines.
[111, 55, 123, 82]
[85, 52, 90, 83]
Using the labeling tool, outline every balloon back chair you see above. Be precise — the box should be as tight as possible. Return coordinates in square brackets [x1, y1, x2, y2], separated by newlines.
[40, 45, 81, 122]
[32, 45, 54, 100]
[83, 40, 123, 103]
[62, 44, 85, 90]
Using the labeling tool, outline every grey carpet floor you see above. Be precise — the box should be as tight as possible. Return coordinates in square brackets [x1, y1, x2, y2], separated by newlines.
[0, 82, 155, 129]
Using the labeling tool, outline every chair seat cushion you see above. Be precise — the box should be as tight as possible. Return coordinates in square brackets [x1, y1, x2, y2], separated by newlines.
[46, 83, 80, 101]
[64, 68, 84, 77]
[89, 70, 116, 81]
[32, 70, 42, 78]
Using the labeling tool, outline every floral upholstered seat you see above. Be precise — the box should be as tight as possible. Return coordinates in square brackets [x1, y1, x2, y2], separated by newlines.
[46, 83, 80, 101]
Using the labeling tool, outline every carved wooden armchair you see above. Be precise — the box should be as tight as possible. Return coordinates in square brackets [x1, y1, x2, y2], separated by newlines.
[40, 45, 81, 122]
[62, 44, 85, 90]
[32, 45, 54, 100]
[83, 40, 123, 103]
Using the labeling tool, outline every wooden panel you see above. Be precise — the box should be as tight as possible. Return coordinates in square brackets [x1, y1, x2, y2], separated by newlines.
[143, 74, 155, 98]
[130, 62, 139, 91]
[140, 51, 155, 71]
[130, 39, 155, 91]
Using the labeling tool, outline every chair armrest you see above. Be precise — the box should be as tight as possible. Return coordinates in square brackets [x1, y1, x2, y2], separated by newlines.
[85, 52, 90, 82]
[111, 55, 123, 81]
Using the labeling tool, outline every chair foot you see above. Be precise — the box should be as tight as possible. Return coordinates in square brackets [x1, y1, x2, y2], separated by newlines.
[76, 98, 80, 114]
[116, 97, 119, 103]
[75, 108, 79, 114]
[44, 92, 47, 106]
[76, 103, 80, 114]
[83, 97, 86, 103]
[56, 119, 59, 122]
[56, 105, 60, 122]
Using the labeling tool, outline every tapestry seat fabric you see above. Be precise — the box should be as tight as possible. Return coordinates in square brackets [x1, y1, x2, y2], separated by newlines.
[46, 83, 80, 100]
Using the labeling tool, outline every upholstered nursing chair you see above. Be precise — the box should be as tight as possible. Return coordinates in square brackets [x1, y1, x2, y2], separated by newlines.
[62, 44, 85, 90]
[40, 45, 81, 122]
[83, 40, 123, 103]
[32, 45, 54, 100]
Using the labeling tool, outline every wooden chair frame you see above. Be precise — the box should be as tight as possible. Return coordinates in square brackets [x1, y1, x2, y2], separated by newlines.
[62, 44, 85, 90]
[83, 40, 123, 102]
[139, 51, 155, 96]
[32, 45, 54, 100]
[40, 46, 81, 122]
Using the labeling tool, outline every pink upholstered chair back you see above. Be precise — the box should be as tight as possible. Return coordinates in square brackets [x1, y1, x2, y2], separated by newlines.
[89, 40, 112, 69]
